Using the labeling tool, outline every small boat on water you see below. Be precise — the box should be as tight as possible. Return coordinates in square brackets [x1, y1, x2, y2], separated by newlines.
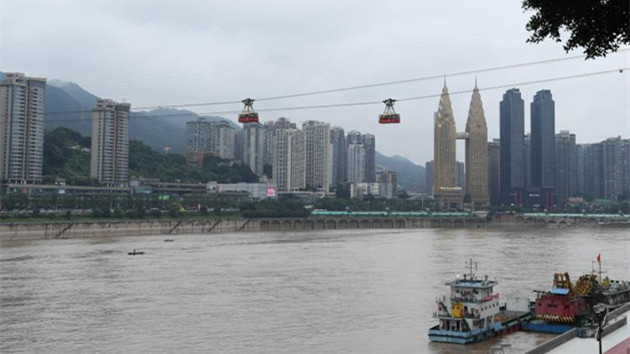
[428, 258, 531, 344]
[128, 250, 144, 255]
[164, 238, 174, 242]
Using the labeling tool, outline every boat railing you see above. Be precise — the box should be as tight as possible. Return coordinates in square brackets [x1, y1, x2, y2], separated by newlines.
[463, 311, 481, 319]
[435, 311, 481, 319]
[451, 296, 494, 304]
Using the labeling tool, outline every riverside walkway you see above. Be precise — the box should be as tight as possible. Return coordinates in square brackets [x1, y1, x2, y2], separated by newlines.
[546, 309, 630, 354]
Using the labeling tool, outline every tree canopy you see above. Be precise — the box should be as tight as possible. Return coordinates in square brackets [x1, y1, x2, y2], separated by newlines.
[523, 0, 629, 58]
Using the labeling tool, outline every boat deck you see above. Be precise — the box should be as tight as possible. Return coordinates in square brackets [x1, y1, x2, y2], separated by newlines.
[495, 310, 529, 323]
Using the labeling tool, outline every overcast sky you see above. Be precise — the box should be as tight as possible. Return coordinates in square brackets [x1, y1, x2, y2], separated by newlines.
[1, 0, 629, 165]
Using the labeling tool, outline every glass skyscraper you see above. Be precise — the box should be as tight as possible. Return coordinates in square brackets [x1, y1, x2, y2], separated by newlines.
[530, 90, 556, 207]
[499, 88, 525, 206]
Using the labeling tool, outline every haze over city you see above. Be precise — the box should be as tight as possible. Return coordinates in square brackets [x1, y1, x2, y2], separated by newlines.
[1, 0, 629, 165]
[3, 2, 630, 354]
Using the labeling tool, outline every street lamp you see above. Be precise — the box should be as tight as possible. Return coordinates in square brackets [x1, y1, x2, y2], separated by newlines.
[593, 303, 607, 354]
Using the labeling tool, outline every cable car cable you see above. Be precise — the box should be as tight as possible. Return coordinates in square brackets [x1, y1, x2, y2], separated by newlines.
[2, 67, 627, 123]
[107, 50, 630, 111]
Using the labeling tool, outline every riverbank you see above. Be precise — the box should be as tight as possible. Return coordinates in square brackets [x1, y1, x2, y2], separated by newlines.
[1, 214, 627, 241]
[0, 219, 252, 241]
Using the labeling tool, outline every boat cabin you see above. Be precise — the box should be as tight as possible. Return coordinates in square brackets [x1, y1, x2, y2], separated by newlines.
[434, 261, 501, 333]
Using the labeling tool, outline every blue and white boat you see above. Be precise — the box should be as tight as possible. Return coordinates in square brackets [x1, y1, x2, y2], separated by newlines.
[428, 259, 531, 344]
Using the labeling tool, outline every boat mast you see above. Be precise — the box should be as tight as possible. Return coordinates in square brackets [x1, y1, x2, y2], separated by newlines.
[465, 258, 477, 280]
[592, 254, 605, 284]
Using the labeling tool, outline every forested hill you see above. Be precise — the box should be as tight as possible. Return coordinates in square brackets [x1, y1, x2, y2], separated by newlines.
[42, 127, 257, 184]
[375, 152, 425, 192]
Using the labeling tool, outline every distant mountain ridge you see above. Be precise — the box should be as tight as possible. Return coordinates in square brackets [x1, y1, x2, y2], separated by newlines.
[376, 152, 425, 192]
[40, 78, 244, 153]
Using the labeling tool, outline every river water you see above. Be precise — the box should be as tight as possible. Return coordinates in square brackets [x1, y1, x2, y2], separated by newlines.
[1, 227, 629, 353]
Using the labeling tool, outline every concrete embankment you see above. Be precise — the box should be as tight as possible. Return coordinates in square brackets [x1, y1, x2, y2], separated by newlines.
[0, 216, 486, 241]
[1, 213, 626, 241]
[0, 219, 253, 241]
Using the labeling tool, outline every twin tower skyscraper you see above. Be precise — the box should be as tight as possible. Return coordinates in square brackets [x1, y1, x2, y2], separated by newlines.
[433, 80, 488, 208]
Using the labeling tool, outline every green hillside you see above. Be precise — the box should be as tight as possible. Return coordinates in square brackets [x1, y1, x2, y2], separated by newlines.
[42, 127, 257, 184]
[375, 152, 426, 192]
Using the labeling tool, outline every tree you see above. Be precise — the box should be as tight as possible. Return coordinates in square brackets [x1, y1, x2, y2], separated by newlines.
[523, 0, 629, 58]
[335, 183, 351, 199]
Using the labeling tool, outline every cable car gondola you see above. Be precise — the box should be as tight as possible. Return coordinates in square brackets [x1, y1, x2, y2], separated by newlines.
[379, 98, 400, 124]
[238, 98, 259, 123]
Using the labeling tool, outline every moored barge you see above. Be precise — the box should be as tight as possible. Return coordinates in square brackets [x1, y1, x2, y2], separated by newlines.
[522, 255, 630, 334]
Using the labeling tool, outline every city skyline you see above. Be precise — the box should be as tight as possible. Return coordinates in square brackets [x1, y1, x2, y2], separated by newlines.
[2, 1, 628, 166]
[1, 69, 624, 169]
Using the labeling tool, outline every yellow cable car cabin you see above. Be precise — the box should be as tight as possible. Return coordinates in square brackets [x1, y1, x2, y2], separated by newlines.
[379, 98, 400, 124]
[238, 98, 259, 123]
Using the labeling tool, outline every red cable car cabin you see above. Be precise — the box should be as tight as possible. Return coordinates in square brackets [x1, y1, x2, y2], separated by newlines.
[238, 112, 259, 123]
[238, 98, 259, 123]
[379, 112, 400, 124]
[379, 98, 400, 124]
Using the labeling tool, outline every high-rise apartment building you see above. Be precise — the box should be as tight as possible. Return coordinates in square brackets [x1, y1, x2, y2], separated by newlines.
[329, 127, 347, 187]
[499, 88, 525, 206]
[242, 122, 266, 175]
[264, 117, 295, 173]
[347, 143, 366, 183]
[272, 120, 306, 191]
[287, 129, 306, 191]
[363, 133, 376, 182]
[602, 137, 622, 200]
[185, 118, 236, 160]
[234, 130, 243, 163]
[186, 118, 213, 152]
[376, 169, 398, 196]
[580, 143, 604, 199]
[487, 140, 501, 206]
[576, 144, 588, 197]
[530, 90, 556, 207]
[425, 160, 434, 195]
[210, 121, 236, 160]
[464, 83, 488, 207]
[434, 84, 461, 208]
[555, 130, 577, 203]
[347, 130, 362, 145]
[303, 120, 330, 190]
[456, 161, 466, 192]
[90, 99, 130, 185]
[524, 133, 531, 190]
[576, 137, 630, 201]
[0, 73, 47, 183]
[345, 130, 375, 183]
[621, 139, 630, 198]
